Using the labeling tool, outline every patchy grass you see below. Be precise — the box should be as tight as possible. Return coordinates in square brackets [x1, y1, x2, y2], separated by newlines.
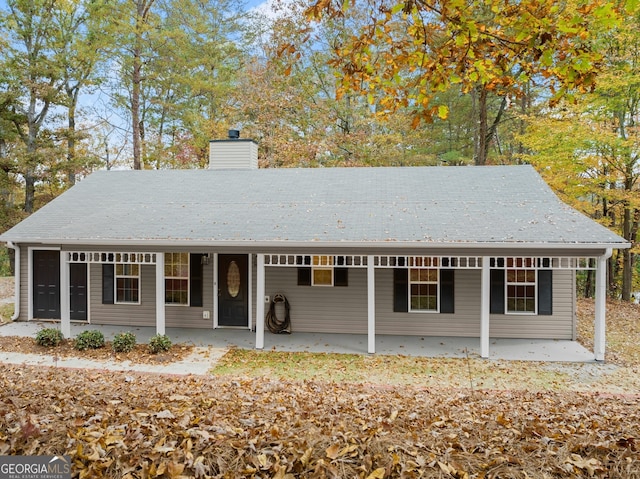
[212, 347, 640, 393]
[211, 299, 640, 394]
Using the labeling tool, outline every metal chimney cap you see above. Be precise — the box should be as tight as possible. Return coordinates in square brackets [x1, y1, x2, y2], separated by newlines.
[228, 129, 240, 139]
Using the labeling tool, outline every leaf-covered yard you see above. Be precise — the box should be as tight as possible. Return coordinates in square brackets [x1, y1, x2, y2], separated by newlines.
[1, 366, 639, 478]
[1, 297, 639, 478]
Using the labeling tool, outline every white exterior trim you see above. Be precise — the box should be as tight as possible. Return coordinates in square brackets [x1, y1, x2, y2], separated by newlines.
[256, 254, 265, 349]
[480, 257, 491, 358]
[155, 253, 165, 335]
[594, 249, 612, 361]
[66, 251, 158, 264]
[22, 238, 630, 250]
[213, 253, 219, 328]
[367, 255, 375, 354]
[248, 254, 253, 331]
[60, 253, 70, 338]
[7, 242, 20, 321]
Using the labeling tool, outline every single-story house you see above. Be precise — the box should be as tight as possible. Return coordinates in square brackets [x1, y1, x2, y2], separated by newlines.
[0, 134, 629, 360]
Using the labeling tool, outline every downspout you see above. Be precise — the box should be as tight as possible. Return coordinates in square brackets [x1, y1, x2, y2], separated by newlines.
[7, 242, 20, 321]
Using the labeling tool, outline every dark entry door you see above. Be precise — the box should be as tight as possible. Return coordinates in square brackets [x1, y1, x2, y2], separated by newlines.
[218, 254, 248, 327]
[70, 263, 88, 320]
[33, 250, 60, 319]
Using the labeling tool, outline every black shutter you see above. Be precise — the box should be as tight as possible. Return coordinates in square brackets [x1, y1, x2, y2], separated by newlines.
[102, 264, 114, 304]
[538, 270, 553, 315]
[393, 269, 408, 312]
[334, 268, 348, 286]
[490, 269, 505, 314]
[440, 269, 455, 314]
[190, 253, 203, 307]
[298, 267, 311, 286]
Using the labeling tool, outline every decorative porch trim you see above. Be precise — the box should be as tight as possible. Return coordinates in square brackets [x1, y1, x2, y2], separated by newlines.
[66, 251, 158, 264]
[263, 254, 599, 270]
[488, 257, 598, 270]
[374, 256, 482, 268]
[264, 254, 369, 267]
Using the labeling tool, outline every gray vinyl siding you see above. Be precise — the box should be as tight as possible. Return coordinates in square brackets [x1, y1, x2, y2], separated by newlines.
[375, 269, 481, 336]
[89, 264, 156, 327]
[489, 269, 575, 340]
[17, 245, 31, 321]
[263, 267, 368, 333]
[89, 258, 215, 329]
[262, 267, 574, 339]
[14, 245, 575, 340]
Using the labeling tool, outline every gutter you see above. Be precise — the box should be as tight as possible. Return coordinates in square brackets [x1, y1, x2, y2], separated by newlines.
[1, 238, 630, 250]
[6, 241, 19, 321]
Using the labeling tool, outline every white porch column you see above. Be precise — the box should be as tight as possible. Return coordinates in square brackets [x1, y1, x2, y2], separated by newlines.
[594, 249, 612, 361]
[60, 253, 71, 339]
[367, 255, 375, 354]
[255, 254, 265, 349]
[480, 256, 490, 358]
[155, 252, 166, 336]
[213, 253, 219, 328]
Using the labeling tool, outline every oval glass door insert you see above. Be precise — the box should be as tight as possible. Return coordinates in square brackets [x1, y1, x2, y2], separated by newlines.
[227, 261, 241, 298]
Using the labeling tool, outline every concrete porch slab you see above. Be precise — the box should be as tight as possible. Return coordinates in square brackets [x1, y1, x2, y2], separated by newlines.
[0, 320, 596, 362]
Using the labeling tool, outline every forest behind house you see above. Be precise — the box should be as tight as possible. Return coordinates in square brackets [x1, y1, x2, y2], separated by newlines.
[0, 0, 639, 296]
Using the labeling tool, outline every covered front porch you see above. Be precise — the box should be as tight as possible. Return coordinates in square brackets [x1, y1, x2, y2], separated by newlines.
[0, 320, 596, 362]
[51, 250, 612, 361]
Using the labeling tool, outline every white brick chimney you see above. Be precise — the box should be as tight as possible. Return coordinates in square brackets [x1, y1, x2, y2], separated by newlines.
[209, 130, 258, 169]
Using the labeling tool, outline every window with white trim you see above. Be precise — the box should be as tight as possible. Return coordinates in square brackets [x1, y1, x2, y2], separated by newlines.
[165, 252, 189, 305]
[409, 268, 439, 311]
[506, 258, 536, 313]
[115, 264, 139, 303]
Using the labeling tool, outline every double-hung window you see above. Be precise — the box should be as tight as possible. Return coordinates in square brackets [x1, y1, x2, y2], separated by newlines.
[506, 258, 536, 313]
[165, 252, 189, 305]
[409, 268, 439, 312]
[394, 257, 454, 314]
[115, 264, 139, 303]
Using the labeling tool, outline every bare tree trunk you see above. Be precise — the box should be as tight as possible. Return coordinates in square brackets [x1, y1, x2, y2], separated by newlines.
[132, 47, 142, 170]
[621, 206, 639, 300]
[131, 0, 155, 170]
[475, 87, 488, 165]
[24, 89, 50, 213]
[67, 87, 77, 185]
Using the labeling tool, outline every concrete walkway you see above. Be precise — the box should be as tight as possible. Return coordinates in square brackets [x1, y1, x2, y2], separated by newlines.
[0, 320, 596, 376]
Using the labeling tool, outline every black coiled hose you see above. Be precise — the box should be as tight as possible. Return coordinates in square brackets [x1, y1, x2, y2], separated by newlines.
[265, 293, 291, 334]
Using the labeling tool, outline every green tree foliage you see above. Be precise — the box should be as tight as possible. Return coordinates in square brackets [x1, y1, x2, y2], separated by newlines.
[519, 4, 640, 298]
[300, 0, 624, 165]
[0, 0, 66, 213]
[50, 0, 109, 184]
[104, 0, 246, 170]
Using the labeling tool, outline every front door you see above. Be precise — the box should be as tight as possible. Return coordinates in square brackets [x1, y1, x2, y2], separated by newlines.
[218, 254, 248, 327]
[70, 263, 88, 320]
[33, 250, 60, 319]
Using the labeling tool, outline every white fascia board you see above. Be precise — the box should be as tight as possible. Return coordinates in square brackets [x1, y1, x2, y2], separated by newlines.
[13, 238, 631, 250]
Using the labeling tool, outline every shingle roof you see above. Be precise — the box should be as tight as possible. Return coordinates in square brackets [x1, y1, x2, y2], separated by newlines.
[0, 165, 628, 248]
